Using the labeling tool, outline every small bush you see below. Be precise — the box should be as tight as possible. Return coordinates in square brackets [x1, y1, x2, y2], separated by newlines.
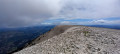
[83, 31, 89, 36]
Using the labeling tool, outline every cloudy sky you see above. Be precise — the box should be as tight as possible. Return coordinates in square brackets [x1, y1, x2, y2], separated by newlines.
[0, 0, 120, 28]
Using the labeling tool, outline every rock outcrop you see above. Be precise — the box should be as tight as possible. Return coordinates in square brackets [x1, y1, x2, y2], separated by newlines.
[14, 25, 120, 54]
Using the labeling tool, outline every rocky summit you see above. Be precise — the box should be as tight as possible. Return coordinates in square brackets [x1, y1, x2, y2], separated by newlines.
[14, 25, 120, 54]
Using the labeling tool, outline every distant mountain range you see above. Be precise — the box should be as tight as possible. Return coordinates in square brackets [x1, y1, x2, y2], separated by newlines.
[85, 25, 120, 30]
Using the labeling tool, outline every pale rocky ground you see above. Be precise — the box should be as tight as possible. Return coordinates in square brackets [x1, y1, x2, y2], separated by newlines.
[14, 25, 120, 54]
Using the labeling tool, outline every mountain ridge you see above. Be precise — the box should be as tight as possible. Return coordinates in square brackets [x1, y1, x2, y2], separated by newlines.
[14, 25, 120, 54]
[23, 25, 79, 48]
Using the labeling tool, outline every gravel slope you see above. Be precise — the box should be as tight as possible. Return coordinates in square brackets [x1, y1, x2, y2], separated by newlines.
[14, 25, 120, 54]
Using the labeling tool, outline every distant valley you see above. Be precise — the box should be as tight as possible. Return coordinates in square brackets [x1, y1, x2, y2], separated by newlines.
[0, 25, 55, 54]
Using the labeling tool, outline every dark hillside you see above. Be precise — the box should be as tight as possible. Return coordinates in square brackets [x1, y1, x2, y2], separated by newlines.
[0, 25, 55, 54]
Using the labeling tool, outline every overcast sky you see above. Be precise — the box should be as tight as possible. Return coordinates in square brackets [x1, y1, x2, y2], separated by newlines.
[0, 0, 120, 28]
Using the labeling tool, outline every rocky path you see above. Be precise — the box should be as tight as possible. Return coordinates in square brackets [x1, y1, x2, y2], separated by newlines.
[14, 26, 120, 54]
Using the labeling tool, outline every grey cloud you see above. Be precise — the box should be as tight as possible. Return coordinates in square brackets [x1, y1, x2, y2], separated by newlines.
[0, 0, 120, 27]
[57, 0, 120, 19]
[0, 0, 61, 28]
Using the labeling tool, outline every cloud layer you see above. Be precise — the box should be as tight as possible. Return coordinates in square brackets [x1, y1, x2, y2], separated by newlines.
[58, 0, 120, 19]
[0, 0, 120, 27]
[0, 0, 62, 27]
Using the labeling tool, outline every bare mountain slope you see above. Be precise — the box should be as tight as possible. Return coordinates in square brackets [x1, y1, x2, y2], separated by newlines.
[14, 25, 120, 54]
